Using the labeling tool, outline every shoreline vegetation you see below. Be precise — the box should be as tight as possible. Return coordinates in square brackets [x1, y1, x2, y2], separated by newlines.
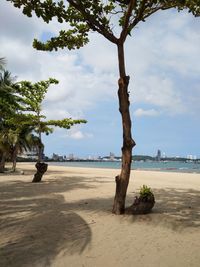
[1, 163, 200, 267]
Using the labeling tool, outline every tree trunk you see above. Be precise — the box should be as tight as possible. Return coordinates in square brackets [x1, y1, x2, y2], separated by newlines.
[11, 146, 18, 172]
[32, 128, 47, 182]
[37, 130, 43, 162]
[112, 43, 136, 215]
[0, 152, 6, 173]
[32, 162, 48, 182]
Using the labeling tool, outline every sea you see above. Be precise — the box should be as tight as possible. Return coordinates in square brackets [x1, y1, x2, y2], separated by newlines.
[48, 160, 200, 174]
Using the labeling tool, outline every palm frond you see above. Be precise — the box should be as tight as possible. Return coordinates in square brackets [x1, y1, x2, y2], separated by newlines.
[0, 57, 6, 70]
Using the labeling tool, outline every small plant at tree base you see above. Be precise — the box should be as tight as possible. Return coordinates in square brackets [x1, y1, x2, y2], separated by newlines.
[139, 185, 155, 202]
[126, 185, 155, 215]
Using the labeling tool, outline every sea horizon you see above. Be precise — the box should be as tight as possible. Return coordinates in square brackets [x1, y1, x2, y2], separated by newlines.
[48, 160, 200, 174]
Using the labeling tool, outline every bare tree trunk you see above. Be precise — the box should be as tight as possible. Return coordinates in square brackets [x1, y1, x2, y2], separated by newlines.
[32, 130, 47, 182]
[11, 146, 18, 172]
[37, 130, 43, 163]
[112, 43, 136, 215]
[0, 152, 6, 173]
[32, 162, 48, 182]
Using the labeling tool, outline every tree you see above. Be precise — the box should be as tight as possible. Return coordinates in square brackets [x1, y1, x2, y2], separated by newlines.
[0, 70, 21, 118]
[0, 71, 86, 175]
[7, 0, 200, 213]
[17, 78, 86, 161]
[0, 67, 19, 172]
[8, 126, 36, 172]
[0, 61, 36, 172]
[0, 117, 38, 172]
[16, 78, 86, 181]
[0, 125, 10, 172]
[0, 57, 6, 70]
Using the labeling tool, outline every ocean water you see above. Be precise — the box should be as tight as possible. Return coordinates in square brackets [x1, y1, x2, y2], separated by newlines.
[48, 161, 200, 173]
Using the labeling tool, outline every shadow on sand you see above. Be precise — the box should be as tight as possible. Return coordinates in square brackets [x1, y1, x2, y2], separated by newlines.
[1, 171, 200, 266]
[54, 186, 200, 231]
[0, 176, 94, 267]
[150, 188, 200, 230]
[121, 187, 200, 231]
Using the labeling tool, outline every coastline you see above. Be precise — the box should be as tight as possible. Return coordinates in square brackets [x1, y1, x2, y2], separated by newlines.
[1, 163, 200, 267]
[47, 160, 200, 174]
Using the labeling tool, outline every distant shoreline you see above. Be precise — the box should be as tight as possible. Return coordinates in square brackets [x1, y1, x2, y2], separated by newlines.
[12, 160, 200, 174]
[45, 160, 200, 174]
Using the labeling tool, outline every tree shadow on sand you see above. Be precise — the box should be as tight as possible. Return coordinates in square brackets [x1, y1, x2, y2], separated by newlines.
[121, 187, 200, 231]
[150, 188, 200, 230]
[47, 186, 200, 232]
[1, 173, 200, 267]
[0, 176, 94, 267]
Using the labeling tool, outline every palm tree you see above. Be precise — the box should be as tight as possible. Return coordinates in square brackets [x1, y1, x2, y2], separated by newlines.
[0, 70, 19, 117]
[0, 122, 39, 172]
[10, 127, 38, 172]
[0, 69, 21, 172]
[0, 125, 12, 172]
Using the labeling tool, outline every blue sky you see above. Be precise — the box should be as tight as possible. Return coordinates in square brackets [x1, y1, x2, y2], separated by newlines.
[1, 1, 200, 158]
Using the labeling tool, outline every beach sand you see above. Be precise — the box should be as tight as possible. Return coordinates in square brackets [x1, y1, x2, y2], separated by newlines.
[0, 163, 200, 267]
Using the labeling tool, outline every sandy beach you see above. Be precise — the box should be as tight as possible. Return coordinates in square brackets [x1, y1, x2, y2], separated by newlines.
[0, 163, 200, 267]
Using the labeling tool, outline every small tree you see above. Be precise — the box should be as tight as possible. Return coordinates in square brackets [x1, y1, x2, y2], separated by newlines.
[0, 69, 86, 176]
[7, 0, 200, 212]
[16, 78, 86, 181]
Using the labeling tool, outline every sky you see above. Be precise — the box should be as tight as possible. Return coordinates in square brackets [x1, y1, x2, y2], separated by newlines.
[1, 1, 200, 159]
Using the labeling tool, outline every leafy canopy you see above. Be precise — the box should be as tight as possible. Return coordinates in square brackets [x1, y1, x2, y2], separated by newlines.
[0, 72, 86, 165]
[13, 78, 87, 135]
[7, 0, 200, 52]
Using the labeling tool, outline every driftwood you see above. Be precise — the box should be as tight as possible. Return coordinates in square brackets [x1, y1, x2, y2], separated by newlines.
[32, 162, 48, 183]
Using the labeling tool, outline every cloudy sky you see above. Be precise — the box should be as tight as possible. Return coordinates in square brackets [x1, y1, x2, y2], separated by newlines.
[1, 1, 200, 158]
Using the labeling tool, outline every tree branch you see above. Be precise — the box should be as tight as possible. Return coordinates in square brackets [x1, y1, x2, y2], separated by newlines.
[120, 0, 136, 43]
[129, 1, 178, 31]
[129, 0, 148, 29]
[67, 0, 118, 44]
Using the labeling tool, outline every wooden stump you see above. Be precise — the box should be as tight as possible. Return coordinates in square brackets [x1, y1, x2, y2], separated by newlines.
[126, 194, 155, 215]
[32, 162, 48, 183]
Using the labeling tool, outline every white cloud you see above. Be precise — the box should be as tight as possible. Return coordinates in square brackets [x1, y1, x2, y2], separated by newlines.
[80, 33, 118, 73]
[132, 75, 185, 115]
[134, 108, 159, 117]
[67, 130, 94, 140]
[126, 10, 200, 115]
[1, 2, 200, 124]
[69, 130, 84, 140]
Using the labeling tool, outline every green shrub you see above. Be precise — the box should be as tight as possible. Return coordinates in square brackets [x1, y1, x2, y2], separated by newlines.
[139, 185, 154, 201]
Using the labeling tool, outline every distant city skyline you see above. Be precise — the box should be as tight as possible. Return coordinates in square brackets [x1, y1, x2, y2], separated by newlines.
[1, 2, 200, 159]
[47, 150, 199, 160]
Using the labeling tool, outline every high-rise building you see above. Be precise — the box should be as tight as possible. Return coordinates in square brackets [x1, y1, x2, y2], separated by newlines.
[156, 149, 161, 161]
